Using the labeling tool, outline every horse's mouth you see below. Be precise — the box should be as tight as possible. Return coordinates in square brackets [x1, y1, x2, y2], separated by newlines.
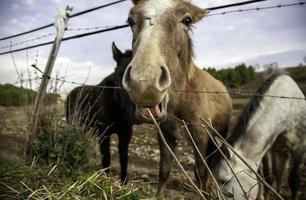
[135, 95, 168, 123]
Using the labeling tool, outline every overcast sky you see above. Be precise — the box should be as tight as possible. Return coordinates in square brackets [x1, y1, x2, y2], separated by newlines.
[0, 0, 305, 92]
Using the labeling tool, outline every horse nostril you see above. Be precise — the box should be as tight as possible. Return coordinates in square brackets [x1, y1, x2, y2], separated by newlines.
[158, 65, 171, 92]
[122, 66, 132, 91]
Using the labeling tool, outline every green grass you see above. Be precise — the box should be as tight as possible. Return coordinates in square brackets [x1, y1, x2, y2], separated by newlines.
[0, 161, 153, 200]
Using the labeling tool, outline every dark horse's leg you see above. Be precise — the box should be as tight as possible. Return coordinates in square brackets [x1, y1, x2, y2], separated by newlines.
[157, 120, 178, 195]
[118, 126, 132, 183]
[288, 147, 304, 200]
[99, 132, 111, 174]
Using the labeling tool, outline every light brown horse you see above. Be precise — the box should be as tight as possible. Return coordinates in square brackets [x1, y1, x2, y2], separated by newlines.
[122, 0, 232, 194]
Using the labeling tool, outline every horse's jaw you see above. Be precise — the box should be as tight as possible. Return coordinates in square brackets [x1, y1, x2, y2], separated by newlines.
[135, 94, 168, 123]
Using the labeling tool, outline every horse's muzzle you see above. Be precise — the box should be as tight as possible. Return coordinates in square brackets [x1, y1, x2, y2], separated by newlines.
[135, 94, 168, 123]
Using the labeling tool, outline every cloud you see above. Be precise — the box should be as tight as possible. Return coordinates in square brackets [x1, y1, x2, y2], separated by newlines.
[26, 0, 33, 5]
[0, 54, 115, 92]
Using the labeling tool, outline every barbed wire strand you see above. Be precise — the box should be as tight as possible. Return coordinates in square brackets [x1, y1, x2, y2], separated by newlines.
[0, 33, 55, 50]
[14, 76, 306, 101]
[0, 0, 266, 42]
[206, 0, 267, 11]
[1, 1, 305, 54]
[208, 2, 305, 16]
[66, 26, 115, 31]
[0, 0, 128, 41]
[0, 25, 121, 50]
[0, 24, 129, 55]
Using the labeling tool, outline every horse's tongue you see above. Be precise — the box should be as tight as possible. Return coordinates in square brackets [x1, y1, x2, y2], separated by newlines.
[141, 105, 161, 119]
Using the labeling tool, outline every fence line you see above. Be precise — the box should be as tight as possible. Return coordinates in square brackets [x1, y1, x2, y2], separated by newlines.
[14, 76, 306, 101]
[0, 24, 129, 56]
[0, 33, 55, 50]
[0, 0, 265, 42]
[66, 26, 115, 31]
[207, 1, 305, 17]
[0, 1, 305, 55]
[0, 0, 128, 41]
[206, 0, 267, 11]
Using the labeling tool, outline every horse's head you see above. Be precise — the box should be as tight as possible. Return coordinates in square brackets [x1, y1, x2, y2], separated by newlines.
[112, 42, 133, 85]
[122, 0, 208, 123]
[214, 149, 259, 200]
[111, 42, 137, 121]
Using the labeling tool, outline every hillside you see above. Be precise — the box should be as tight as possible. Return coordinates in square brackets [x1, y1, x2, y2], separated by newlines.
[236, 66, 306, 95]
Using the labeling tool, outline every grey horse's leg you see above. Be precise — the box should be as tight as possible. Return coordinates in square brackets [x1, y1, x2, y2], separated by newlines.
[260, 151, 273, 200]
[262, 150, 275, 200]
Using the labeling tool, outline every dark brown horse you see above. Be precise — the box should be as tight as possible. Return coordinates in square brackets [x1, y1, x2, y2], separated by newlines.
[66, 42, 134, 182]
[122, 0, 232, 194]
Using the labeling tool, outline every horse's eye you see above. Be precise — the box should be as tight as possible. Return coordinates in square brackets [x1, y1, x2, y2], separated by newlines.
[182, 16, 192, 26]
[127, 17, 135, 27]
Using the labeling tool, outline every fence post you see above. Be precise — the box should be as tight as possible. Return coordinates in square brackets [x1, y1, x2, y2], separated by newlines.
[28, 6, 73, 157]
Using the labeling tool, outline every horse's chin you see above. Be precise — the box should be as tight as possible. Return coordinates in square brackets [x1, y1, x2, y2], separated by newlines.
[135, 95, 168, 123]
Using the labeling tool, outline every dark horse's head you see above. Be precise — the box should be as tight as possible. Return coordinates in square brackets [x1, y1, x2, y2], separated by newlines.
[110, 42, 138, 123]
[112, 42, 133, 86]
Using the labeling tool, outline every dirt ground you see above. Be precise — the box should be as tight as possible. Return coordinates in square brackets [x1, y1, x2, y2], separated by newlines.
[0, 98, 306, 199]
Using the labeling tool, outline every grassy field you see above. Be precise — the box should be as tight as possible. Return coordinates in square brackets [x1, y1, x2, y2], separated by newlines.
[0, 66, 305, 199]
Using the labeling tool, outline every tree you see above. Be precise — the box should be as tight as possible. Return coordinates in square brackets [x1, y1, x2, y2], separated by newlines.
[203, 64, 256, 87]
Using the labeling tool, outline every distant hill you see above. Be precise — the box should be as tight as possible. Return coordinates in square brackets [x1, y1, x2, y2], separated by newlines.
[238, 66, 306, 95]
[245, 49, 306, 69]
[205, 65, 306, 97]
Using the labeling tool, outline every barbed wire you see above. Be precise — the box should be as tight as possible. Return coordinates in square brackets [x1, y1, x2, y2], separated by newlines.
[0, 33, 55, 50]
[1, 1, 304, 54]
[0, 0, 128, 41]
[14, 76, 306, 101]
[66, 26, 115, 31]
[0, 26, 116, 50]
[174, 89, 306, 101]
[207, 1, 305, 16]
[0, 24, 129, 55]
[67, 1, 305, 31]
[0, 0, 266, 42]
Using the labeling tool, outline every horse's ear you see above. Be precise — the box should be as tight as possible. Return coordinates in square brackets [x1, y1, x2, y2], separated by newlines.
[185, 2, 209, 23]
[192, 9, 208, 23]
[132, 0, 142, 5]
[112, 42, 123, 63]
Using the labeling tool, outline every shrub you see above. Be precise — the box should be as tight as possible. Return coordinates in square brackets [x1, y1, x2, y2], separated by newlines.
[32, 112, 94, 177]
